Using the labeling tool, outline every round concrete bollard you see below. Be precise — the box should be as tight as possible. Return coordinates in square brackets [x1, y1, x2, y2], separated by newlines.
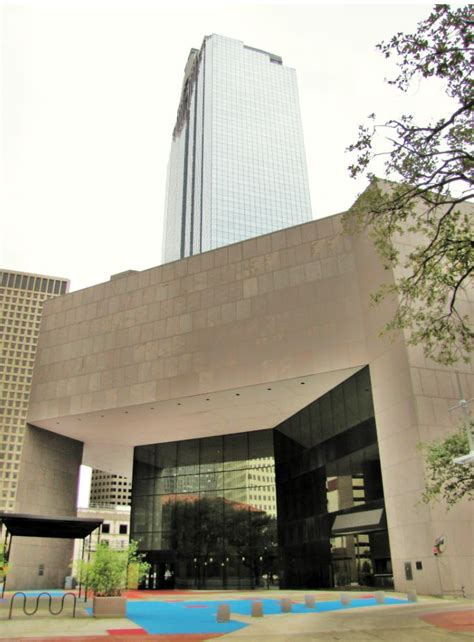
[374, 591, 385, 604]
[407, 590, 417, 602]
[251, 600, 264, 617]
[216, 603, 230, 623]
[340, 592, 351, 606]
[305, 594, 316, 608]
[280, 598, 292, 613]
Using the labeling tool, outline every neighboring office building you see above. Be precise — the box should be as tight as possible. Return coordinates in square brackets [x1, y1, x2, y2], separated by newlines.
[90, 470, 132, 507]
[8, 194, 474, 595]
[72, 506, 130, 584]
[163, 34, 312, 262]
[0, 270, 68, 512]
[230, 457, 277, 517]
[76, 505, 130, 550]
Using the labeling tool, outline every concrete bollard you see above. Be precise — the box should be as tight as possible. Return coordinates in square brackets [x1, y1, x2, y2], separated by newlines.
[374, 591, 385, 604]
[280, 598, 292, 613]
[251, 600, 264, 617]
[305, 594, 316, 608]
[407, 590, 417, 602]
[340, 593, 351, 606]
[216, 603, 230, 622]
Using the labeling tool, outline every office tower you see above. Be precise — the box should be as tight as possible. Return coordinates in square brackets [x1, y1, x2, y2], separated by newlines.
[163, 34, 312, 262]
[90, 470, 132, 508]
[0, 269, 68, 512]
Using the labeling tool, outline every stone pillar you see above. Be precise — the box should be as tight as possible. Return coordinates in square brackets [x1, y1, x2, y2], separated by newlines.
[353, 227, 474, 597]
[7, 425, 83, 590]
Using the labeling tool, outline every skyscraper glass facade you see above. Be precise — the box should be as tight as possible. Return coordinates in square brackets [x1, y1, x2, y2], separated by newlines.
[163, 34, 312, 263]
[131, 368, 392, 590]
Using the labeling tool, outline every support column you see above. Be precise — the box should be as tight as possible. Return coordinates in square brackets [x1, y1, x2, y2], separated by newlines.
[7, 425, 83, 590]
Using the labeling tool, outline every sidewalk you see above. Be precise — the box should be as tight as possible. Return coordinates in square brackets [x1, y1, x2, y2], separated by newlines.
[0, 589, 472, 641]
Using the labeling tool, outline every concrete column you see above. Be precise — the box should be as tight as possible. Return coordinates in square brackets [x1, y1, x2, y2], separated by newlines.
[7, 425, 83, 590]
[353, 228, 474, 597]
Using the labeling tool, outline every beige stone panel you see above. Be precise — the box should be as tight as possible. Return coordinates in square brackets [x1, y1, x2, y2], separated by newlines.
[243, 277, 258, 298]
[227, 243, 243, 263]
[418, 369, 440, 397]
[269, 229, 286, 252]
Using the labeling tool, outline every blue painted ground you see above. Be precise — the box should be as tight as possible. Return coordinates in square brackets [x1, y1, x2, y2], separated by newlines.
[124, 597, 408, 635]
[126, 600, 247, 634]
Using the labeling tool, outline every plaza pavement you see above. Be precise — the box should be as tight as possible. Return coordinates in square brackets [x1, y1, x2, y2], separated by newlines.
[0, 589, 472, 641]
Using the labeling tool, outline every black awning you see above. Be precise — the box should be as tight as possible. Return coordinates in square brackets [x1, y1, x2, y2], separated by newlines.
[331, 508, 385, 536]
[0, 512, 103, 539]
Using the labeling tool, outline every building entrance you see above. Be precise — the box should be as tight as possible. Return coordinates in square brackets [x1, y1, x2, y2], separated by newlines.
[131, 368, 393, 590]
[330, 528, 392, 589]
[141, 561, 176, 590]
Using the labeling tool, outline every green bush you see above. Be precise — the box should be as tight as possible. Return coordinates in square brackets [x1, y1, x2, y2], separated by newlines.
[0, 544, 7, 579]
[78, 541, 149, 597]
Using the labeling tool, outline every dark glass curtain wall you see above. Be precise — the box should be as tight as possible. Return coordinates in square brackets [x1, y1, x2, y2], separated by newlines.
[131, 366, 392, 590]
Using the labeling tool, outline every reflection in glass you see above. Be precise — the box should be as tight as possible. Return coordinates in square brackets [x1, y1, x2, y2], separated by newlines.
[132, 367, 392, 590]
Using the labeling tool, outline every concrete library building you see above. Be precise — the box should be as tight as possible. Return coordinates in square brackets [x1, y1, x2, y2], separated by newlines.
[7, 199, 474, 597]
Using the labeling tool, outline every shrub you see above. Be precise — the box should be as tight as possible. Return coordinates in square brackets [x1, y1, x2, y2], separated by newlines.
[78, 540, 149, 597]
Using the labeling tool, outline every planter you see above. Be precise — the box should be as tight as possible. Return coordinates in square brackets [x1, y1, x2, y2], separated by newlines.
[92, 596, 127, 618]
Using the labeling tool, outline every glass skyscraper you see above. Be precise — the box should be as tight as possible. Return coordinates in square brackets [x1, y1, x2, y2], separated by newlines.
[163, 34, 312, 263]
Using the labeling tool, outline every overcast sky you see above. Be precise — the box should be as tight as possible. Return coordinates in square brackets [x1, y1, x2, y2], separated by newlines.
[2, 1, 454, 292]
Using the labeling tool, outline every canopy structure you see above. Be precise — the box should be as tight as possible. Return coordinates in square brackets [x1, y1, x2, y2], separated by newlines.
[0, 512, 103, 597]
[331, 508, 386, 537]
[0, 512, 103, 539]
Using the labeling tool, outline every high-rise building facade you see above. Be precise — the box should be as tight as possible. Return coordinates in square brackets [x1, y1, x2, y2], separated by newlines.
[163, 34, 312, 262]
[0, 269, 69, 512]
[90, 469, 132, 508]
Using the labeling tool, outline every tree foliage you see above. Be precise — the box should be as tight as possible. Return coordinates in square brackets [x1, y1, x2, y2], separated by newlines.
[78, 540, 149, 597]
[419, 421, 474, 507]
[0, 544, 7, 578]
[166, 496, 278, 587]
[345, 4, 473, 365]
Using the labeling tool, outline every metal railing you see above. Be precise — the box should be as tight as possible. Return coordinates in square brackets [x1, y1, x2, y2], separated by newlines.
[8, 591, 77, 619]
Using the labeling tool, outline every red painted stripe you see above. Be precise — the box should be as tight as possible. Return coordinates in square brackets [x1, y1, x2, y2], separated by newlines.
[0, 629, 223, 642]
[107, 628, 148, 635]
[421, 609, 474, 633]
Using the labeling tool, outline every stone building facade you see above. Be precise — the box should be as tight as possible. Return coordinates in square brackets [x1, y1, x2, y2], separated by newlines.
[8, 197, 474, 595]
